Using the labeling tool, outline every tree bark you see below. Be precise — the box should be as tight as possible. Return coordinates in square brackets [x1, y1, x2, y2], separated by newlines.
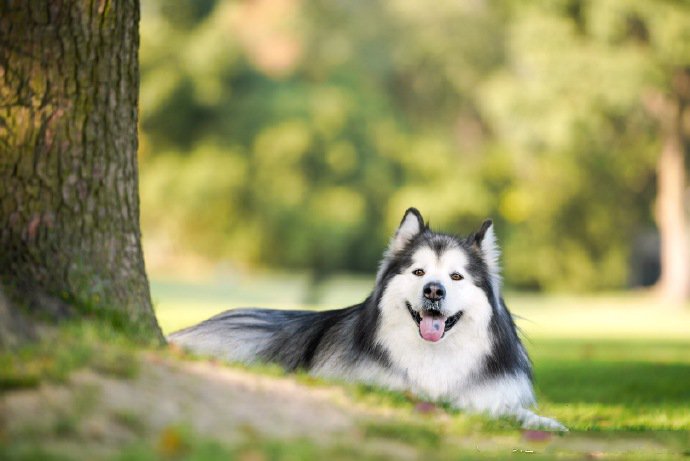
[654, 98, 690, 303]
[0, 0, 162, 345]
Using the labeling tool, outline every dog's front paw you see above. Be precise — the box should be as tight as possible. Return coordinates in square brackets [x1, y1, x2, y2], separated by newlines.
[516, 409, 568, 432]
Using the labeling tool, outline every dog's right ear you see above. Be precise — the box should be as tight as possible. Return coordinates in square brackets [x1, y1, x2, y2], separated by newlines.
[375, 208, 425, 284]
[388, 207, 425, 255]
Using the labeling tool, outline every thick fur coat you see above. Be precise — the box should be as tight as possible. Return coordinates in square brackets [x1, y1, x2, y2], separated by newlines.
[169, 208, 566, 430]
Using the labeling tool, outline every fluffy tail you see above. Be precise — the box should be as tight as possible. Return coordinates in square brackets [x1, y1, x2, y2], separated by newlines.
[168, 308, 299, 363]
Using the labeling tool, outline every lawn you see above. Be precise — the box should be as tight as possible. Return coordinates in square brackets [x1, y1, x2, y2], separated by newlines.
[152, 274, 690, 434]
[1, 274, 689, 460]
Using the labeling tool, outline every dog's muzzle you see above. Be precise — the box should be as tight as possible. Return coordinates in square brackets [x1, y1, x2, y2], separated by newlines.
[405, 301, 463, 342]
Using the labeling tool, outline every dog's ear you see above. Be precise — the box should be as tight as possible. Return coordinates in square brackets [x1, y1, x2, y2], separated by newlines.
[375, 208, 425, 284]
[473, 219, 501, 289]
[389, 208, 425, 254]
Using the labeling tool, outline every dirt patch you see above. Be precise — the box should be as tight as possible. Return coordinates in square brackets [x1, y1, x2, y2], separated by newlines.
[0, 354, 358, 457]
[2, 353, 687, 460]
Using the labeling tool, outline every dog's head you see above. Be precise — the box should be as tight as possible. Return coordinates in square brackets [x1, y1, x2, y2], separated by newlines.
[376, 208, 500, 343]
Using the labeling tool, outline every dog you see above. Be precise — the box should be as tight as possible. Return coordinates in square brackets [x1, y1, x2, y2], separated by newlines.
[169, 208, 566, 430]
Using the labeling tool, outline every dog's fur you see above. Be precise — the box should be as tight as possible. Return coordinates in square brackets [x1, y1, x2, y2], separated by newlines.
[169, 208, 566, 430]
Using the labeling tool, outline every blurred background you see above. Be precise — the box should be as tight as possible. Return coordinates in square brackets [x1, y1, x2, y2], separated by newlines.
[137, 0, 690, 330]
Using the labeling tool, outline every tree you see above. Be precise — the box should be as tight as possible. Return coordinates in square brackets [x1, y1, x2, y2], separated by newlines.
[647, 70, 690, 302]
[137, 0, 505, 279]
[480, 0, 689, 299]
[0, 1, 162, 347]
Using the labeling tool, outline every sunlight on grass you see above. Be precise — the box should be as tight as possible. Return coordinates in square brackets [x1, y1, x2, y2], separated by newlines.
[527, 340, 690, 431]
[511, 293, 690, 340]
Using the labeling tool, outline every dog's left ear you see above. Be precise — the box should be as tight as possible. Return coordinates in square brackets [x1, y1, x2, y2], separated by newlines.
[473, 219, 501, 286]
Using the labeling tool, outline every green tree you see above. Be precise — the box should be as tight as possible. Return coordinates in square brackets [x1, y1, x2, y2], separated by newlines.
[138, 0, 504, 278]
[137, 0, 687, 297]
[479, 0, 689, 297]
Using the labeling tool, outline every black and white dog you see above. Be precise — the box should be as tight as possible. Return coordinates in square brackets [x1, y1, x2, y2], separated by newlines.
[169, 208, 566, 430]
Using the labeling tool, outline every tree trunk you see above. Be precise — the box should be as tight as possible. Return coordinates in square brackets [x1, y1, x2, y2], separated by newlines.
[0, 0, 163, 346]
[654, 99, 690, 303]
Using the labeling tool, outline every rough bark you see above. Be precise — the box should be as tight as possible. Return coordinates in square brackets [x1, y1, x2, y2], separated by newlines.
[0, 0, 162, 344]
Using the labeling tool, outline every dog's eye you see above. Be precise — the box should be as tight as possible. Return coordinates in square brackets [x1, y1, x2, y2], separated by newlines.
[412, 269, 425, 277]
[450, 272, 463, 281]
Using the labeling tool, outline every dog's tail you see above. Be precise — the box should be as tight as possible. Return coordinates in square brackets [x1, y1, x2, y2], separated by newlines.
[168, 308, 295, 363]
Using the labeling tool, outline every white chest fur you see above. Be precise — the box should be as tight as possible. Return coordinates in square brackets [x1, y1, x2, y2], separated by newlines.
[375, 301, 494, 402]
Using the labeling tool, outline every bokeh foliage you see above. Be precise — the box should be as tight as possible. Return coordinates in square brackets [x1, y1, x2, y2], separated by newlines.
[138, 0, 690, 290]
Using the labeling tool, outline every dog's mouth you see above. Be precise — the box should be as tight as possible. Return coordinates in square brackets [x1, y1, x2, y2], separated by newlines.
[405, 301, 463, 342]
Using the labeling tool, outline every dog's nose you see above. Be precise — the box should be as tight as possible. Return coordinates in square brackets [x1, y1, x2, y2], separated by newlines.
[423, 282, 445, 301]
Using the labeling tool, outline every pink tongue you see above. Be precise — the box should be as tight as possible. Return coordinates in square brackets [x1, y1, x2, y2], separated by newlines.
[419, 314, 446, 342]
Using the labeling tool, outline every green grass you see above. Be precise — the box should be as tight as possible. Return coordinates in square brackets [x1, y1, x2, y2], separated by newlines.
[0, 322, 141, 391]
[152, 274, 690, 433]
[528, 339, 690, 431]
[2, 275, 689, 460]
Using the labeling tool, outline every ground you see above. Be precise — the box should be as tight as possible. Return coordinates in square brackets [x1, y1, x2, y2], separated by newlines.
[1, 274, 689, 459]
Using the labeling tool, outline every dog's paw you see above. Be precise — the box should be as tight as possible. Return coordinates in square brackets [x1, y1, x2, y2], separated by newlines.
[522, 415, 568, 432]
[516, 409, 568, 432]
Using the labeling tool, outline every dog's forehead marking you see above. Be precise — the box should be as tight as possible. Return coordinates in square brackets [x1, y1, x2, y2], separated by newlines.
[411, 246, 469, 271]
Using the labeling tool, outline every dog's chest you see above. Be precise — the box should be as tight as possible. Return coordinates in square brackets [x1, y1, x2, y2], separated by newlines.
[400, 343, 489, 400]
[377, 329, 493, 401]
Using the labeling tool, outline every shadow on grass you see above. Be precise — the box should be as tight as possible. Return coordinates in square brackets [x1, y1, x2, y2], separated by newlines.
[535, 360, 690, 405]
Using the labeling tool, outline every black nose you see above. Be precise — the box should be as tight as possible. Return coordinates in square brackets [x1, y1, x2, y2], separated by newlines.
[423, 282, 445, 301]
